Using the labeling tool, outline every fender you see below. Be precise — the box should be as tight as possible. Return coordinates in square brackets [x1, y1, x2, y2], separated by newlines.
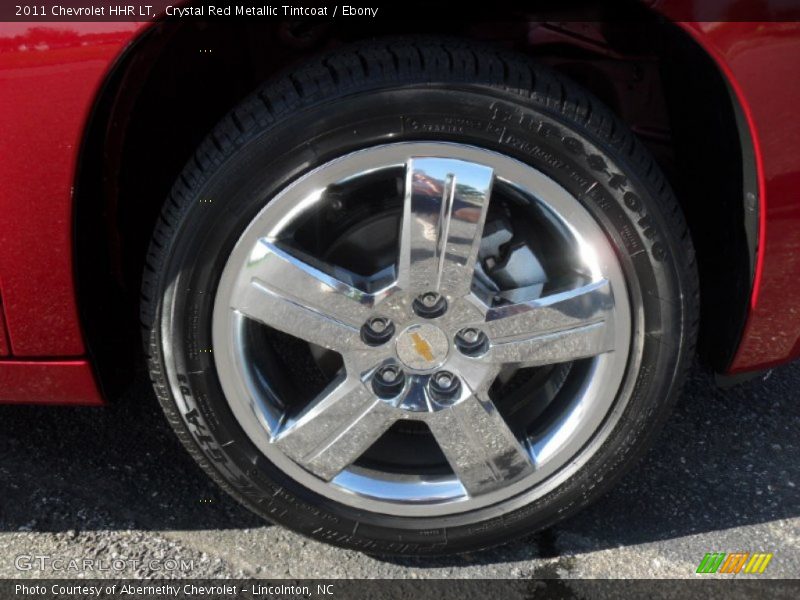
[0, 23, 144, 403]
[664, 18, 800, 372]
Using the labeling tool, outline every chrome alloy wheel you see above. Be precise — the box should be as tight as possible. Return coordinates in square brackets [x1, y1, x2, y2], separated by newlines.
[212, 142, 632, 517]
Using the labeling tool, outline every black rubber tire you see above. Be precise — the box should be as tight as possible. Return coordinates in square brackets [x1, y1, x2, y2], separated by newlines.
[141, 39, 699, 555]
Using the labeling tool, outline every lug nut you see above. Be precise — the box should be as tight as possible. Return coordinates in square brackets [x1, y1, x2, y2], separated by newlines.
[361, 316, 395, 346]
[435, 372, 453, 386]
[422, 293, 438, 307]
[413, 291, 447, 318]
[455, 327, 488, 356]
[372, 365, 405, 398]
[428, 370, 461, 401]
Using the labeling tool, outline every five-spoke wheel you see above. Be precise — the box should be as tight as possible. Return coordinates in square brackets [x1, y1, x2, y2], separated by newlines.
[212, 143, 631, 514]
[145, 41, 696, 554]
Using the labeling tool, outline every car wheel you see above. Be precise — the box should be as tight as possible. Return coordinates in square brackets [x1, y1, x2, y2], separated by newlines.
[141, 40, 698, 555]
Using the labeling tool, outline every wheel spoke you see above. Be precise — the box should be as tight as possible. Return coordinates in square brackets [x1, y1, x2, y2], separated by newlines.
[427, 392, 535, 496]
[483, 279, 616, 367]
[230, 240, 377, 353]
[273, 377, 397, 481]
[398, 157, 494, 298]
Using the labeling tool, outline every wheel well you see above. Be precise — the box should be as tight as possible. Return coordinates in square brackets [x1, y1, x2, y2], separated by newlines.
[74, 12, 755, 397]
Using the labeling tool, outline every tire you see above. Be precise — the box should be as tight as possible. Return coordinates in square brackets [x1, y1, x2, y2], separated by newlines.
[141, 39, 699, 555]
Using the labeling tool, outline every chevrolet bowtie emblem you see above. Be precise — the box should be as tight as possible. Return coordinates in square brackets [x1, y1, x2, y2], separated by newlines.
[410, 332, 435, 361]
[396, 324, 448, 370]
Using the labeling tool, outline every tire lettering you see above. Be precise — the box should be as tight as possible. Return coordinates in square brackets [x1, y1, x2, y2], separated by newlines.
[488, 101, 668, 263]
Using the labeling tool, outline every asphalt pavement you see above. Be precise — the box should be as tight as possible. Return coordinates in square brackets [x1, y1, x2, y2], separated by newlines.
[0, 362, 797, 580]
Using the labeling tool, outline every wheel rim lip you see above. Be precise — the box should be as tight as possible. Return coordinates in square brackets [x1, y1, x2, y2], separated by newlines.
[211, 141, 633, 517]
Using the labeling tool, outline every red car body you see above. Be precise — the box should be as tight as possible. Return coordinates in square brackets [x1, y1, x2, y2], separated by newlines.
[1, 4, 799, 405]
